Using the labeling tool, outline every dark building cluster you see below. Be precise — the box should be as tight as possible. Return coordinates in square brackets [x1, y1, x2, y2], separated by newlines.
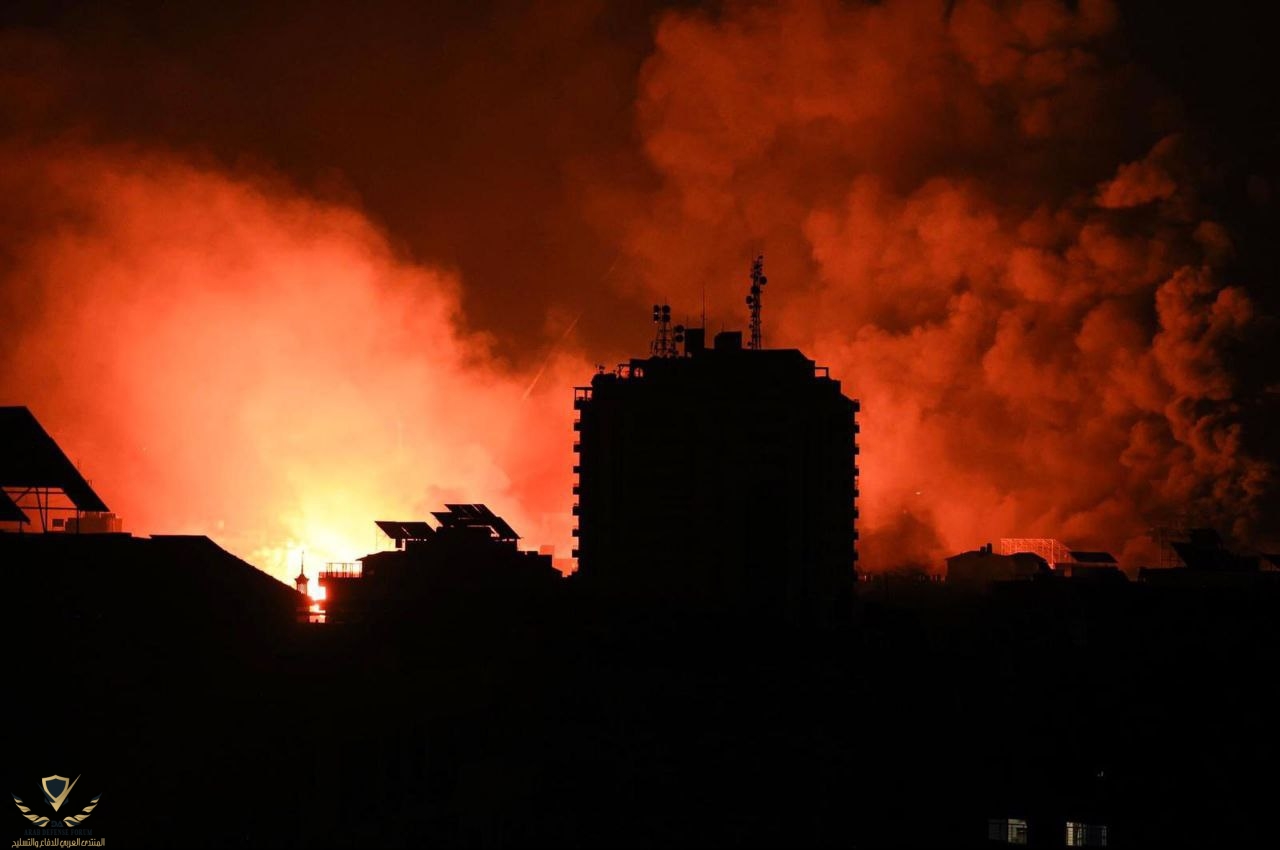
[3, 259, 864, 626]
[305, 505, 560, 624]
[4, 264, 1278, 848]
[285, 260, 862, 624]
[944, 532, 1277, 591]
[1139, 527, 1280, 588]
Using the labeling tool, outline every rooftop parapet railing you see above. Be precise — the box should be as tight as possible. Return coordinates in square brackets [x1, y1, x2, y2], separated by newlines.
[320, 562, 363, 579]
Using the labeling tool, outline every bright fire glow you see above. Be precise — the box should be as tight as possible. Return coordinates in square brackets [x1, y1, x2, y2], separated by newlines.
[0, 146, 584, 585]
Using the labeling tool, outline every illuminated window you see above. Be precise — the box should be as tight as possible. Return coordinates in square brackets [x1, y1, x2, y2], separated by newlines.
[987, 818, 1028, 845]
[1066, 821, 1108, 847]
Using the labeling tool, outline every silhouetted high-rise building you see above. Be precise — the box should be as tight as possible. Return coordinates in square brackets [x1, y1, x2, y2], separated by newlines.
[572, 327, 859, 616]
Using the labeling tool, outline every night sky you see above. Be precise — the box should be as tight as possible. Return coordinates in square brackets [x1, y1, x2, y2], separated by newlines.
[2, 0, 1275, 581]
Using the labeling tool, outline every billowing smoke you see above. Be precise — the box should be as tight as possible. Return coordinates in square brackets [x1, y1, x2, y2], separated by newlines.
[0, 144, 585, 581]
[604, 0, 1272, 569]
[1, 0, 1273, 579]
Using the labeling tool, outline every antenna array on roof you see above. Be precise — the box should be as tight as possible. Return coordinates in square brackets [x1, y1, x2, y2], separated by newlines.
[650, 303, 680, 358]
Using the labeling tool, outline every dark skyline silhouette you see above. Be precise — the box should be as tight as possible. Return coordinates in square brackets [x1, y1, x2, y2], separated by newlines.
[5, 308, 1280, 847]
[3, 2, 1279, 847]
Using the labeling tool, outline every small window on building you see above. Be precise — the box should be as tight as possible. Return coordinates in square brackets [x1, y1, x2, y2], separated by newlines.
[987, 817, 1028, 845]
[1066, 821, 1108, 847]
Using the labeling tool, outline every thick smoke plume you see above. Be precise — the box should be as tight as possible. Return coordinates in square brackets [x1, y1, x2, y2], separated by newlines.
[0, 145, 585, 581]
[1, 0, 1273, 579]
[605, 0, 1271, 569]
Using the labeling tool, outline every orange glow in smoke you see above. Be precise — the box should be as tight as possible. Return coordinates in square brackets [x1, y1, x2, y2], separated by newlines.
[606, 0, 1269, 568]
[0, 146, 585, 585]
[0, 0, 1271, 579]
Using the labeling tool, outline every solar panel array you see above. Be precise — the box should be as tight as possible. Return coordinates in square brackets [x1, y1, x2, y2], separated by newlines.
[376, 505, 522, 544]
[432, 503, 520, 541]
[375, 520, 436, 542]
[398, 521, 436, 539]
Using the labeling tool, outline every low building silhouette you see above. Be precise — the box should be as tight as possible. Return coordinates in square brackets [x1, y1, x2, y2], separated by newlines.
[948, 542, 1127, 587]
[571, 301, 859, 618]
[316, 504, 560, 624]
[2, 530, 299, 637]
[1139, 527, 1280, 589]
[947, 543, 1050, 586]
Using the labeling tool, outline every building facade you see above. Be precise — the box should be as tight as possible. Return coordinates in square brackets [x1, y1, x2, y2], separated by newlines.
[572, 329, 858, 616]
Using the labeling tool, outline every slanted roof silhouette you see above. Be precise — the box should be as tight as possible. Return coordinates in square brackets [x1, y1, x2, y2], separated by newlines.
[0, 406, 108, 512]
[1171, 539, 1258, 572]
[0, 489, 28, 523]
[1068, 550, 1118, 564]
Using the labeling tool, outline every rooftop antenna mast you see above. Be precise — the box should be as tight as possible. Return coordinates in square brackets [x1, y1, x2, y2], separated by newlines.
[747, 255, 767, 350]
[650, 303, 677, 358]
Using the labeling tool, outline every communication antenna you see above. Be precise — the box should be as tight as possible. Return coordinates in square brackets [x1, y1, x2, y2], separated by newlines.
[650, 303, 677, 357]
[746, 255, 767, 350]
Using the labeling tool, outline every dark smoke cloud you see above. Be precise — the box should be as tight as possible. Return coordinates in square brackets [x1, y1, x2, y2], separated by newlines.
[603, 0, 1275, 568]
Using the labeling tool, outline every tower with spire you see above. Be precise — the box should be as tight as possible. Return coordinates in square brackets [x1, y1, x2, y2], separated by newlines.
[294, 551, 309, 598]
